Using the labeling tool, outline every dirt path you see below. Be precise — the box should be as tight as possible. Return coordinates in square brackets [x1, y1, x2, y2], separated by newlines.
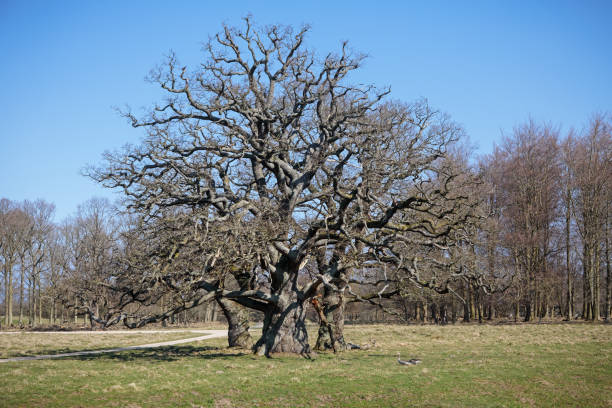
[0, 329, 227, 363]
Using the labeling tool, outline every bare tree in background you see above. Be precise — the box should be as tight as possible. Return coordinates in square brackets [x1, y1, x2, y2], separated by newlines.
[0, 199, 31, 326]
[15, 203, 35, 325]
[23, 200, 55, 326]
[486, 121, 562, 321]
[45, 226, 70, 325]
[561, 135, 576, 320]
[568, 115, 612, 320]
[57, 198, 119, 327]
[605, 194, 611, 321]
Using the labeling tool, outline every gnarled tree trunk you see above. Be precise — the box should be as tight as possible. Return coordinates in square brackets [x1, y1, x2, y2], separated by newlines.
[314, 286, 347, 351]
[252, 275, 311, 357]
[217, 270, 255, 348]
[217, 297, 252, 348]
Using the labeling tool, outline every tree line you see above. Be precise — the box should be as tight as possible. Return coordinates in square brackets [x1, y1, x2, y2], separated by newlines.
[1, 18, 610, 356]
[483, 117, 611, 322]
[375, 117, 611, 325]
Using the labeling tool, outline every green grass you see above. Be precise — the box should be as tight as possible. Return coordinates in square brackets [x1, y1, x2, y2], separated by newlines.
[0, 331, 210, 359]
[1, 323, 610, 407]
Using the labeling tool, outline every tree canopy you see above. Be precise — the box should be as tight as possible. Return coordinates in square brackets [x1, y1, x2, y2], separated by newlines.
[85, 17, 485, 355]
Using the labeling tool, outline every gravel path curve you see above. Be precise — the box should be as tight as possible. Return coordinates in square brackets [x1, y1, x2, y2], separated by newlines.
[0, 329, 227, 363]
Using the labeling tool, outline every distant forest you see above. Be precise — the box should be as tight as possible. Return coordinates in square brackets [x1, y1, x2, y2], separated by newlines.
[2, 115, 610, 328]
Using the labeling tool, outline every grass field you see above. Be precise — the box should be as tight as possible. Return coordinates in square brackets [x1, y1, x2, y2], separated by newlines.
[1, 323, 610, 407]
[0, 331, 207, 359]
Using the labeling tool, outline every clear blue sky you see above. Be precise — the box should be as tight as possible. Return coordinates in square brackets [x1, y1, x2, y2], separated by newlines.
[1, 0, 610, 221]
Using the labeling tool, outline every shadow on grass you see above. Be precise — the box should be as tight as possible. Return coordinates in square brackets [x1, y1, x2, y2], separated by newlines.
[43, 345, 248, 362]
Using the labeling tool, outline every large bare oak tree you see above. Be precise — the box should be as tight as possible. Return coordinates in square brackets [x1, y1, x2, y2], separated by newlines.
[88, 18, 482, 356]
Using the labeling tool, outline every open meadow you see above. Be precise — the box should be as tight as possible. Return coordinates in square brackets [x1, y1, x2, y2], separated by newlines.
[1, 323, 610, 407]
[0, 330, 209, 360]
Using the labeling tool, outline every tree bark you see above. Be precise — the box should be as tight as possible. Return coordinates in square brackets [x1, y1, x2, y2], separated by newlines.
[605, 210, 611, 321]
[514, 302, 519, 322]
[431, 303, 439, 324]
[37, 276, 42, 324]
[524, 298, 532, 322]
[440, 303, 448, 325]
[252, 277, 311, 357]
[594, 246, 601, 320]
[73, 297, 78, 324]
[470, 286, 476, 321]
[32, 284, 37, 326]
[217, 297, 253, 348]
[28, 280, 33, 325]
[583, 243, 590, 319]
[314, 285, 347, 351]
[3, 262, 12, 326]
[462, 282, 470, 322]
[203, 301, 212, 322]
[588, 244, 595, 320]
[524, 248, 535, 322]
[210, 301, 217, 322]
[18, 259, 24, 324]
[565, 184, 573, 320]
[476, 293, 483, 324]
[3, 266, 7, 326]
[6, 264, 13, 326]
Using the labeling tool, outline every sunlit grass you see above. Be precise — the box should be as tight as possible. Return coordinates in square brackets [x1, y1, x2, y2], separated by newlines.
[0, 330, 208, 359]
[1, 323, 610, 407]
